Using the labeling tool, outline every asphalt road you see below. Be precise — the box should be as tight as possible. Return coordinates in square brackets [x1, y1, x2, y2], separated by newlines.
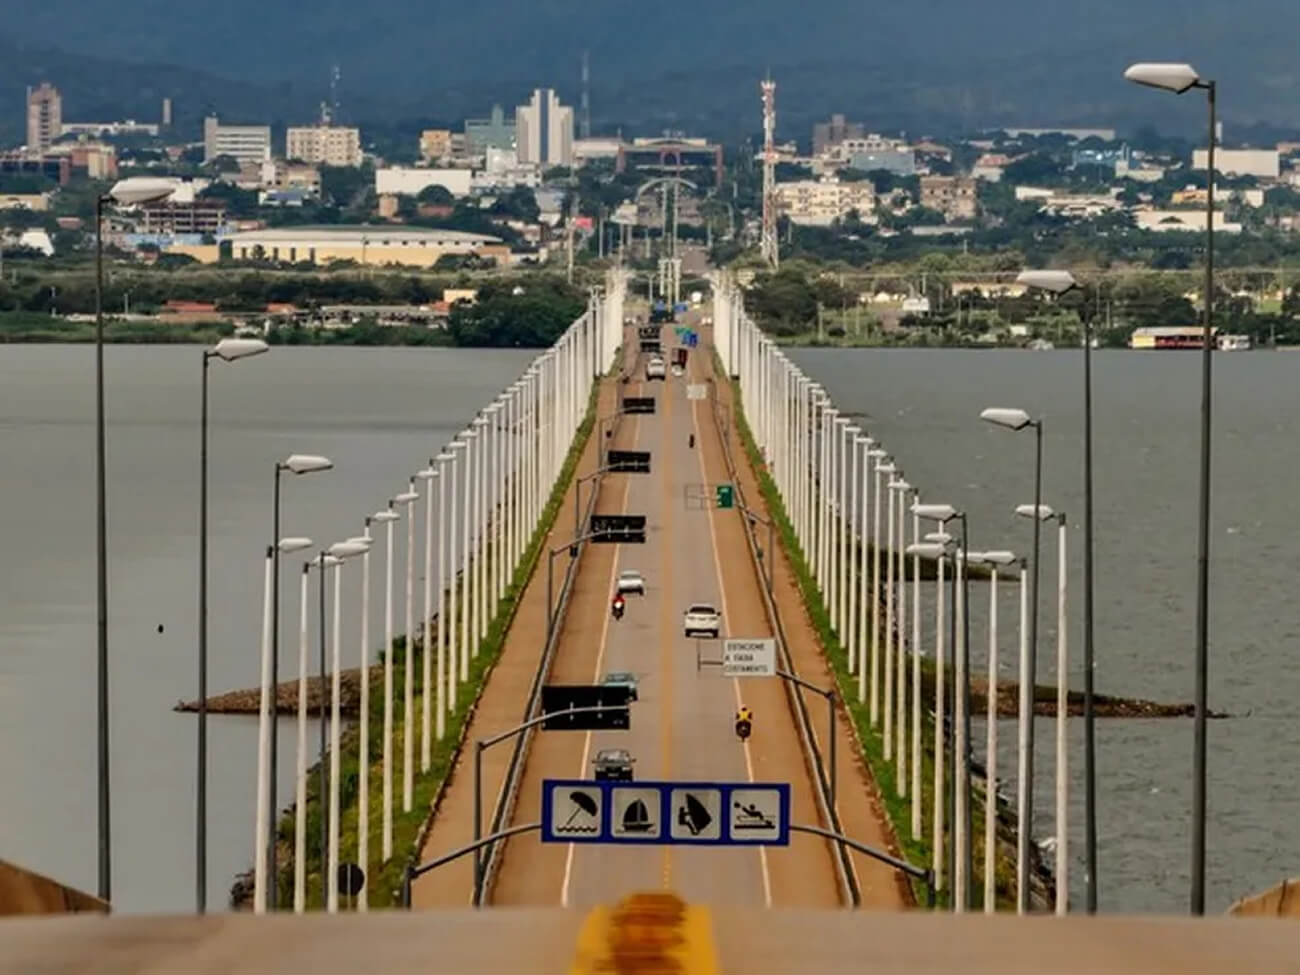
[491, 326, 842, 909]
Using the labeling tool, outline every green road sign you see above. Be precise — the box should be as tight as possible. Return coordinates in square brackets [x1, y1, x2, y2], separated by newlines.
[715, 484, 734, 509]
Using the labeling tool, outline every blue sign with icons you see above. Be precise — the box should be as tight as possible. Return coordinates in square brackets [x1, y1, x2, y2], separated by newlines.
[541, 779, 790, 846]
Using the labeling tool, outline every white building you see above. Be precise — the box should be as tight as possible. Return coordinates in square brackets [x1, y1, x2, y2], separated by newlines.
[515, 89, 573, 167]
[261, 160, 321, 194]
[203, 116, 271, 164]
[375, 167, 474, 198]
[1134, 209, 1243, 234]
[62, 120, 160, 138]
[286, 125, 362, 167]
[471, 148, 541, 190]
[219, 225, 502, 267]
[573, 137, 623, 166]
[774, 177, 877, 226]
[1191, 148, 1279, 180]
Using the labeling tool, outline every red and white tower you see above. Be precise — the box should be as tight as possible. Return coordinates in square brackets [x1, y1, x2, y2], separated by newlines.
[760, 78, 779, 269]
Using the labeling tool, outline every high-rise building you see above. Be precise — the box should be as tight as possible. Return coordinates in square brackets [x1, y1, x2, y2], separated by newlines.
[515, 89, 573, 167]
[26, 83, 62, 152]
[465, 105, 515, 154]
[286, 124, 362, 167]
[812, 113, 864, 156]
[203, 115, 272, 165]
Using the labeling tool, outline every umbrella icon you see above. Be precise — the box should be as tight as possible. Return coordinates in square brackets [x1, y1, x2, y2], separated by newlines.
[560, 790, 599, 831]
[677, 794, 712, 836]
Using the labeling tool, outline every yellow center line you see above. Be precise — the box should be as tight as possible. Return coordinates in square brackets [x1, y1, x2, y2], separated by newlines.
[569, 893, 719, 975]
[560, 350, 642, 907]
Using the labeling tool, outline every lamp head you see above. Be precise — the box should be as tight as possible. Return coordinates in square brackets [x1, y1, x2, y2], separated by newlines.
[1016, 270, 1078, 296]
[278, 536, 313, 554]
[328, 540, 370, 559]
[106, 177, 177, 206]
[210, 337, 269, 362]
[980, 407, 1034, 431]
[281, 454, 333, 475]
[1016, 503, 1055, 521]
[912, 503, 958, 522]
[1124, 62, 1202, 94]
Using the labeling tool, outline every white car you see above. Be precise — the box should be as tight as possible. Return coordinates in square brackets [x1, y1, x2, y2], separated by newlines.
[683, 603, 721, 639]
[646, 357, 666, 380]
[617, 569, 646, 595]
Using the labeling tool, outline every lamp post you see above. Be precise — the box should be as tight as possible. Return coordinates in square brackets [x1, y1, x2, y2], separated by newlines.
[295, 553, 338, 912]
[393, 483, 420, 813]
[435, 450, 454, 738]
[908, 536, 952, 897]
[370, 507, 400, 863]
[893, 477, 911, 793]
[913, 503, 971, 909]
[94, 176, 176, 903]
[1125, 60, 1217, 917]
[254, 536, 312, 913]
[871, 457, 895, 718]
[965, 549, 1017, 913]
[267, 453, 332, 908]
[325, 538, 371, 913]
[980, 407, 1042, 914]
[909, 491, 923, 839]
[416, 465, 438, 772]
[1018, 266, 1097, 915]
[197, 336, 266, 912]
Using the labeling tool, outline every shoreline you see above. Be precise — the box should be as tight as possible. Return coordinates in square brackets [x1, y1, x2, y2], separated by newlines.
[179, 664, 1227, 722]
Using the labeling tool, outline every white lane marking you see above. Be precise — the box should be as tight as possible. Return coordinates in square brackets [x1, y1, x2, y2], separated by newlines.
[690, 377, 773, 910]
[559, 401, 642, 907]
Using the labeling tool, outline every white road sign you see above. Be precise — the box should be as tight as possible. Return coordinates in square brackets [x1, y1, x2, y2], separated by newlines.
[722, 638, 776, 677]
[686, 383, 707, 400]
[610, 786, 663, 840]
[726, 787, 784, 843]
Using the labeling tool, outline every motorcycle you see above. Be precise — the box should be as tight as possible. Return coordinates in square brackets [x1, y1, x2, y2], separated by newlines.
[734, 718, 752, 741]
[612, 600, 625, 621]
[688, 433, 695, 448]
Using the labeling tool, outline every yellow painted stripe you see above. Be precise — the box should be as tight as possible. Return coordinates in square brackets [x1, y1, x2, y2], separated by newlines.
[569, 893, 719, 975]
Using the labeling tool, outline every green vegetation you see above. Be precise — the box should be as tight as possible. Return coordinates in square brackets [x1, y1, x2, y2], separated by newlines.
[269, 364, 605, 909]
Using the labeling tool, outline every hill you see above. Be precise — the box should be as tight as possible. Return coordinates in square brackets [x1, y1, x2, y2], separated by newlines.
[5, 1, 1300, 141]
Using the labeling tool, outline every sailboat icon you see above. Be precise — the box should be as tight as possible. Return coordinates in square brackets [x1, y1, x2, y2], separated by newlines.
[621, 798, 654, 833]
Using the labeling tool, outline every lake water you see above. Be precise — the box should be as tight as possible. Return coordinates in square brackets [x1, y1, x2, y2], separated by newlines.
[0, 345, 533, 913]
[791, 346, 1300, 914]
[4, 342, 1295, 915]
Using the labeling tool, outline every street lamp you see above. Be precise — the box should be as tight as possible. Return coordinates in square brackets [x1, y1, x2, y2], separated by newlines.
[266, 453, 332, 908]
[325, 537, 370, 913]
[913, 503, 972, 910]
[254, 536, 312, 914]
[1018, 265, 1097, 915]
[93, 177, 175, 903]
[368, 507, 400, 863]
[907, 536, 952, 897]
[964, 549, 1017, 913]
[1125, 59, 1217, 918]
[393, 484, 420, 813]
[196, 335, 267, 912]
[980, 406, 1043, 915]
[295, 552, 338, 913]
[415, 465, 439, 773]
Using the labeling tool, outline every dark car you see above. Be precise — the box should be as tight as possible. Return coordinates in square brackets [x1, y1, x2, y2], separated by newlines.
[593, 747, 635, 781]
[601, 671, 639, 701]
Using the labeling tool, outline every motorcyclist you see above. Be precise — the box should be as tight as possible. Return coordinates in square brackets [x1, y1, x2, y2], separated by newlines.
[736, 706, 753, 725]
[612, 592, 626, 620]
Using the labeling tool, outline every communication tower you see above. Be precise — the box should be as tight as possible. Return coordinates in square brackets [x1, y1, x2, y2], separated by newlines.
[760, 78, 779, 268]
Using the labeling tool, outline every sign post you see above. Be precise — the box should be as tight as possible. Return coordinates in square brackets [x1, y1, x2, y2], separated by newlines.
[722, 638, 776, 677]
[541, 779, 791, 847]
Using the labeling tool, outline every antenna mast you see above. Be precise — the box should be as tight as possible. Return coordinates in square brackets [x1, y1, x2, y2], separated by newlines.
[580, 50, 591, 140]
[760, 77, 779, 269]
